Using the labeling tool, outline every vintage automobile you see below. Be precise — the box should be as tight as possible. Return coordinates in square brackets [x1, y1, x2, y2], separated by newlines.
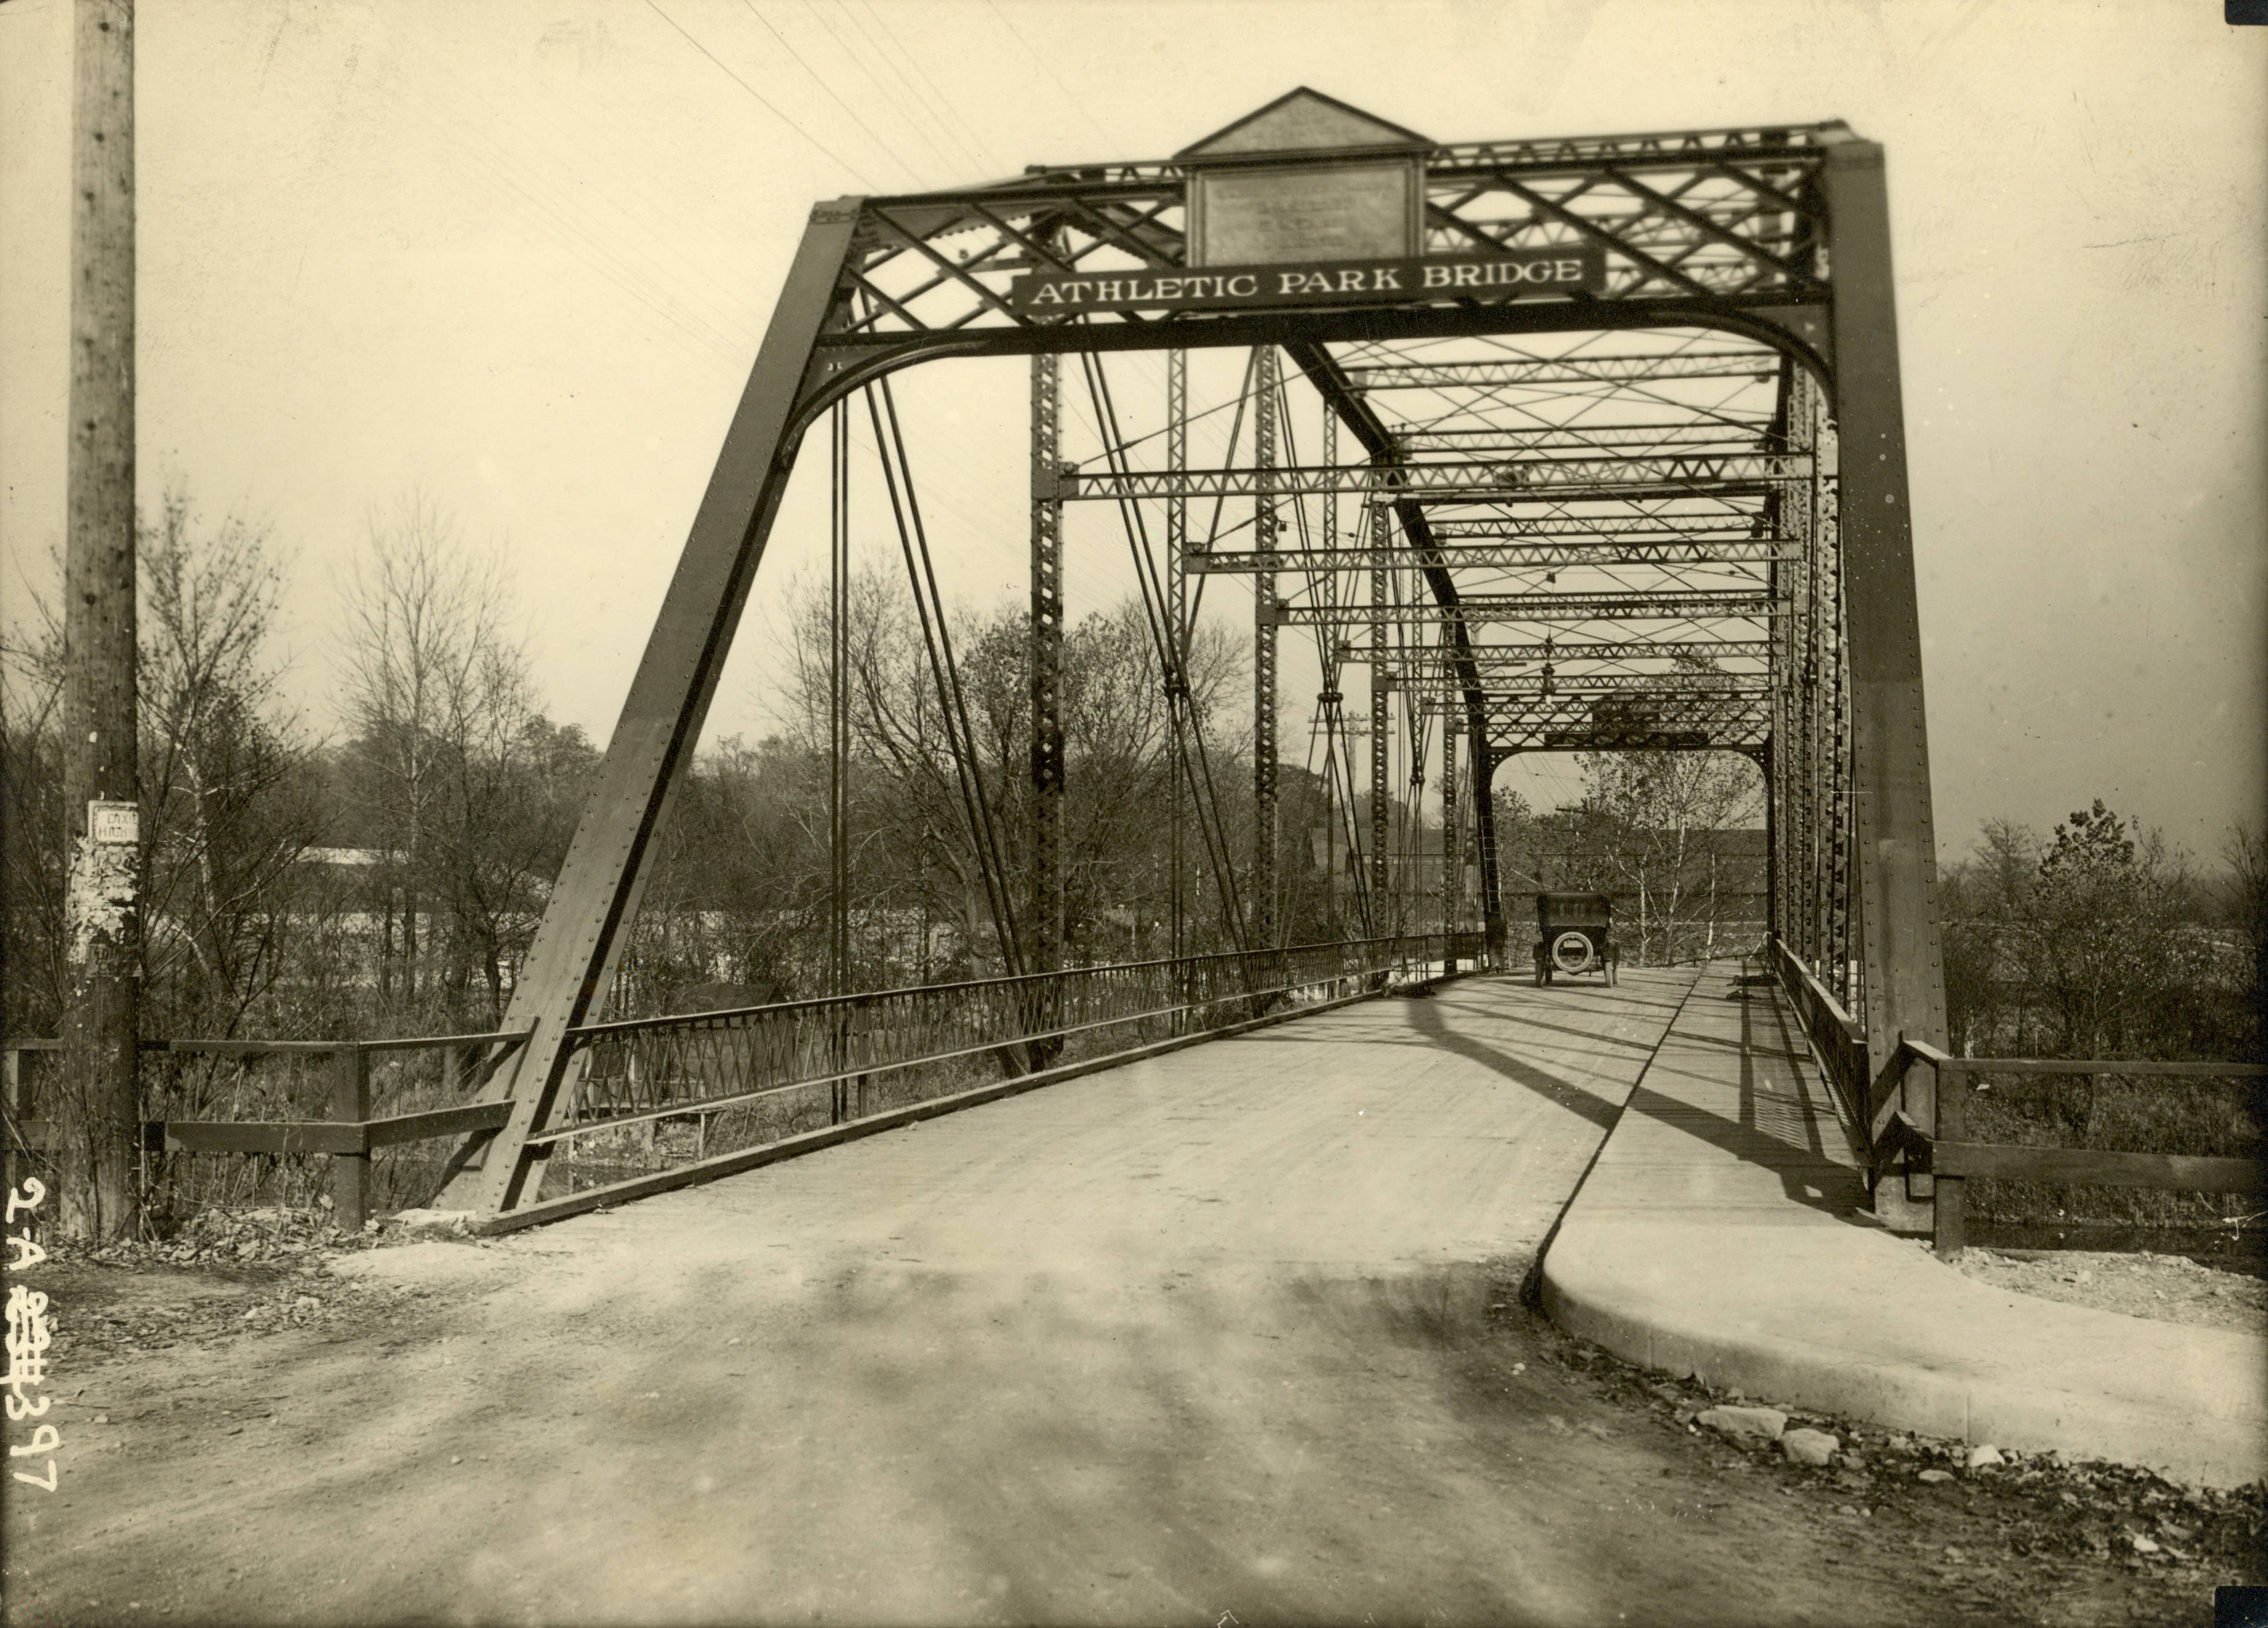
[1532, 891, 1619, 985]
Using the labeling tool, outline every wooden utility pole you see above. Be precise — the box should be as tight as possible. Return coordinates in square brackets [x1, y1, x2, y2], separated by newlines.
[57, 0, 139, 1240]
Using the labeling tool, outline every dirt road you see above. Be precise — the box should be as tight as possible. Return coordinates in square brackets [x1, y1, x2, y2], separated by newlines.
[4, 969, 2250, 1625]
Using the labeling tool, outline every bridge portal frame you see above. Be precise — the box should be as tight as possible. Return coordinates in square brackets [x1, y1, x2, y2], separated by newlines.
[436, 112, 1946, 1221]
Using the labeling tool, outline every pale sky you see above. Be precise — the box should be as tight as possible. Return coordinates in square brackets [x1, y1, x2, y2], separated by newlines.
[2, 0, 2262, 860]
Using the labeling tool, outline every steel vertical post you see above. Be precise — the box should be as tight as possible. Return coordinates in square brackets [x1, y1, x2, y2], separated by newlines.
[1370, 503, 1390, 925]
[1761, 738, 1779, 953]
[1821, 134, 1948, 1208]
[1252, 347, 1280, 948]
[1167, 348, 1188, 967]
[1440, 719, 1458, 969]
[829, 402, 852, 1123]
[1321, 407, 1338, 938]
[830, 403, 851, 998]
[1471, 735, 1501, 963]
[1030, 352, 1066, 977]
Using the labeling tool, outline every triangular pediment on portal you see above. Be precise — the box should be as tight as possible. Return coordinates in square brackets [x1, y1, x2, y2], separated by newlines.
[1175, 88, 1432, 164]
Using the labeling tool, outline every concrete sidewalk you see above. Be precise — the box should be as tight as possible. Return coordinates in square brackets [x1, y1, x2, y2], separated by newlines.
[1538, 960, 2268, 1488]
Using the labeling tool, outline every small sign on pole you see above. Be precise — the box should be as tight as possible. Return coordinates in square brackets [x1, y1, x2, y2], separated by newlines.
[87, 801, 139, 846]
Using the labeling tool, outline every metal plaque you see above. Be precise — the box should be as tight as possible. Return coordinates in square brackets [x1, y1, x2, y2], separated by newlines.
[1190, 160, 1419, 266]
[1011, 248, 1603, 314]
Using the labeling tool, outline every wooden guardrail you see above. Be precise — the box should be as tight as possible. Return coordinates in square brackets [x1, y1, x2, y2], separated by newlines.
[1893, 1045, 2266, 1256]
[1765, 938, 2261, 1254]
[2, 1029, 532, 1230]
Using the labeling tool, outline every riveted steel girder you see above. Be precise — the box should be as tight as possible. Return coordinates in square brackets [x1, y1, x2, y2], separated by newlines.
[1031, 353, 1066, 979]
[1390, 423, 1775, 453]
[1343, 351, 1785, 389]
[1424, 516, 1770, 539]
[1820, 134, 1948, 1157]
[1277, 592, 1772, 624]
[1252, 346, 1280, 947]
[1358, 638, 1770, 663]
[1052, 453, 1809, 502]
[1188, 540, 1790, 571]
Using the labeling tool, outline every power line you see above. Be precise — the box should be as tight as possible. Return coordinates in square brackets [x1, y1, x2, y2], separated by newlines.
[736, 1, 929, 189]
[843, 0, 1005, 176]
[382, 37, 754, 362]
[799, 2, 969, 184]
[641, 0, 885, 188]
[981, 0, 1114, 150]
[824, 1, 989, 178]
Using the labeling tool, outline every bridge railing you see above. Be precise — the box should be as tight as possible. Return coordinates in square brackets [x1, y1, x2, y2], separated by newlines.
[5, 934, 1475, 1231]
[2, 1030, 532, 1230]
[1882, 1042, 2265, 1257]
[1768, 938, 2263, 1255]
[512, 932, 1462, 1222]
[1767, 938, 1874, 1156]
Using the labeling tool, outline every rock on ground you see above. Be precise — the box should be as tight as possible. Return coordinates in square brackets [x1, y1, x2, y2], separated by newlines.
[1782, 1427, 1839, 1465]
[1696, 1404, 1787, 1442]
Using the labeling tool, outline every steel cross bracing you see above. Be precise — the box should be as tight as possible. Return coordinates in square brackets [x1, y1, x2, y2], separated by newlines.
[1047, 453, 1811, 501]
[437, 102, 1946, 1231]
[1390, 422, 1782, 452]
[1342, 352, 1785, 388]
[1360, 638, 1771, 663]
[1196, 547, 1788, 573]
[1275, 592, 1775, 623]
[1192, 543, 1790, 571]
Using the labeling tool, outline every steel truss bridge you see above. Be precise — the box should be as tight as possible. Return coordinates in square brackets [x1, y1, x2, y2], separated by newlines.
[422, 92, 1949, 1232]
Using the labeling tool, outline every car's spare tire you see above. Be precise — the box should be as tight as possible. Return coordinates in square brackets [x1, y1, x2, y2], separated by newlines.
[1550, 931, 1596, 975]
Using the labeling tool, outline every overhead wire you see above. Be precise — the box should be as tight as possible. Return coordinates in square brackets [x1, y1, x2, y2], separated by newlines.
[980, 0, 1115, 150]
[799, 1, 971, 180]
[735, 0, 932, 189]
[830, 0, 994, 178]
[377, 26, 757, 363]
[641, 0, 886, 187]
[850, 0, 1012, 175]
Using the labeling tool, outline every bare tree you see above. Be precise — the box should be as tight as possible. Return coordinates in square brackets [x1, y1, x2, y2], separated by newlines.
[339, 495, 542, 1022]
[1, 604, 70, 1038]
[137, 492, 327, 1036]
[2224, 822, 2266, 1057]
[776, 572, 1244, 976]
[1575, 749, 1762, 962]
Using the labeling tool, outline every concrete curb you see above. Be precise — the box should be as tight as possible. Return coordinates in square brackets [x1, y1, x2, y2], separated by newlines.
[1537, 963, 2268, 1489]
[1542, 1218, 2268, 1488]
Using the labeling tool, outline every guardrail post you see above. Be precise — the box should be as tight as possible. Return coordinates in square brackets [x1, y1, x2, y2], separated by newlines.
[1933, 1058, 1965, 1256]
[330, 1043, 369, 1233]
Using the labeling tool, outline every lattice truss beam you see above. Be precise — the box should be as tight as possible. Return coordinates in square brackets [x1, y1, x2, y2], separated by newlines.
[830, 128, 1827, 347]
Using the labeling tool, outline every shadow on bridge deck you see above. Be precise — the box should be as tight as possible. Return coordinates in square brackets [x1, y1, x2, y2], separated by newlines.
[1539, 961, 2268, 1489]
